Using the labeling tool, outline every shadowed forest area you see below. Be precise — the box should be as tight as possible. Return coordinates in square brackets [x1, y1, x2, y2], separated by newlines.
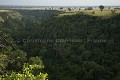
[0, 8, 120, 80]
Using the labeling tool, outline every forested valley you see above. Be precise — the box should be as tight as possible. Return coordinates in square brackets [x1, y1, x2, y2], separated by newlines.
[0, 9, 120, 80]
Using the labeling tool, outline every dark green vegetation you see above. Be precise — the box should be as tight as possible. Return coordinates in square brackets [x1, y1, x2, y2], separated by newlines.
[0, 10, 120, 80]
[14, 10, 60, 20]
[99, 5, 104, 11]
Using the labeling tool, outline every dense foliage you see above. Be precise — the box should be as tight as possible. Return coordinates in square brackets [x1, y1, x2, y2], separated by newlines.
[0, 11, 48, 80]
[0, 10, 120, 80]
[0, 64, 48, 80]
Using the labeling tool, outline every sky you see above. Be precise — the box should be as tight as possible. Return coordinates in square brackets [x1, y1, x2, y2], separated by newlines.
[0, 0, 120, 6]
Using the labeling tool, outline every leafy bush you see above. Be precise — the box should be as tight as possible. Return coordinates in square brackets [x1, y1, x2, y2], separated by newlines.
[0, 64, 48, 80]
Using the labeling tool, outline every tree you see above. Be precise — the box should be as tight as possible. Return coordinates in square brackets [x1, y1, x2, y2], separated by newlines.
[78, 61, 112, 80]
[0, 64, 48, 80]
[0, 54, 8, 75]
[92, 11, 95, 14]
[87, 7, 93, 10]
[111, 10, 117, 14]
[8, 49, 27, 71]
[60, 7, 63, 10]
[29, 56, 43, 65]
[68, 8, 71, 11]
[99, 5, 104, 12]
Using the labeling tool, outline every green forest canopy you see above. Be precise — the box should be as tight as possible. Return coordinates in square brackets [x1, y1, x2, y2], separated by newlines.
[0, 9, 120, 80]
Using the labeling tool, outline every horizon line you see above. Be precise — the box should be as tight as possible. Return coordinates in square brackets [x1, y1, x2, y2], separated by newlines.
[0, 5, 120, 7]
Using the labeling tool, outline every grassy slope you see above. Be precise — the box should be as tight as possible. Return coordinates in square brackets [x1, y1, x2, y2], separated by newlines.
[1, 9, 120, 19]
[0, 10, 22, 20]
[59, 9, 120, 18]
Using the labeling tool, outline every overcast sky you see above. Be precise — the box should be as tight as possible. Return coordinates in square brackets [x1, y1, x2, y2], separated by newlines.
[0, 0, 120, 6]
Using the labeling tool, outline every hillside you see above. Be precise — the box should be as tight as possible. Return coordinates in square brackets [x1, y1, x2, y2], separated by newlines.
[37, 14, 120, 80]
[0, 9, 120, 80]
[59, 9, 120, 18]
